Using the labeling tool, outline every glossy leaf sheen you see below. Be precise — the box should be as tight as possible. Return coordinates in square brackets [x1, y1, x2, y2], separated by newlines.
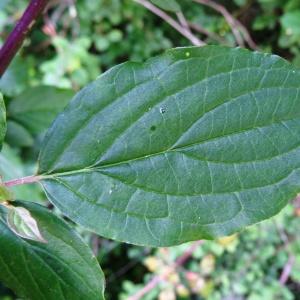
[0, 201, 105, 299]
[39, 46, 300, 246]
[0, 94, 6, 150]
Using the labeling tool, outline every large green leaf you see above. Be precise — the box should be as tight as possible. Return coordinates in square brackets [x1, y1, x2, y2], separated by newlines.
[8, 86, 74, 135]
[38, 46, 300, 246]
[0, 93, 6, 150]
[0, 201, 105, 299]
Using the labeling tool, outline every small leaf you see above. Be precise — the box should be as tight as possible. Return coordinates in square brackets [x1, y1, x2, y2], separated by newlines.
[150, 0, 181, 12]
[280, 11, 300, 36]
[38, 46, 300, 246]
[0, 93, 6, 150]
[7, 206, 46, 243]
[0, 201, 105, 300]
[8, 86, 74, 135]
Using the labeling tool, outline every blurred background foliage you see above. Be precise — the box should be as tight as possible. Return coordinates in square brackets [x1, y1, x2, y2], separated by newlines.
[0, 0, 300, 299]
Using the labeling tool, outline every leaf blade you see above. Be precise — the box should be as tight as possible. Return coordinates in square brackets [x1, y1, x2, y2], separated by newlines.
[39, 46, 300, 246]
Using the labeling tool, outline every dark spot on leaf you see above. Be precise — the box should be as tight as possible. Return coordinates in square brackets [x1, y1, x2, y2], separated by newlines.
[150, 125, 156, 131]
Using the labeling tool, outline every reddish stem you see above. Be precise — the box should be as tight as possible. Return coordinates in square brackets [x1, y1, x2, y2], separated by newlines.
[279, 254, 295, 285]
[3, 175, 42, 187]
[0, 0, 49, 77]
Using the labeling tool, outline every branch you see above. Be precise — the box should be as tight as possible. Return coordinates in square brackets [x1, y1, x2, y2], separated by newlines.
[0, 0, 49, 77]
[274, 220, 296, 286]
[134, 0, 205, 46]
[128, 240, 203, 300]
[193, 0, 244, 47]
[176, 11, 190, 31]
[188, 22, 228, 44]
[234, 19, 257, 50]
[279, 255, 295, 285]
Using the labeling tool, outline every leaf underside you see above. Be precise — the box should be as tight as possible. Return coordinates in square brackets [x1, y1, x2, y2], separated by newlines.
[0, 201, 105, 300]
[39, 46, 300, 246]
[0, 94, 6, 150]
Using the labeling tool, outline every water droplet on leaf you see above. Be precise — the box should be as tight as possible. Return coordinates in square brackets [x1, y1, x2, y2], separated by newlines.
[160, 107, 166, 114]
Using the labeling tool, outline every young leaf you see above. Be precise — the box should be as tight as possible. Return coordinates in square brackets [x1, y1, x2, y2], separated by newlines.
[150, 0, 181, 12]
[8, 86, 74, 135]
[7, 206, 46, 243]
[0, 201, 105, 300]
[0, 93, 6, 150]
[38, 46, 300, 246]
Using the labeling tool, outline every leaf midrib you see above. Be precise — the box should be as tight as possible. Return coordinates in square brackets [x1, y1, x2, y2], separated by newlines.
[41, 112, 300, 183]
[43, 64, 288, 174]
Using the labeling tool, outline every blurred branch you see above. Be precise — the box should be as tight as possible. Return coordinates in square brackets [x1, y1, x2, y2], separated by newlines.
[91, 234, 100, 256]
[43, 0, 79, 38]
[280, 255, 295, 285]
[107, 248, 151, 284]
[188, 22, 228, 44]
[192, 0, 257, 49]
[234, 19, 257, 50]
[176, 11, 190, 31]
[193, 0, 244, 46]
[134, 0, 206, 46]
[274, 220, 296, 286]
[0, 0, 49, 77]
[128, 240, 203, 300]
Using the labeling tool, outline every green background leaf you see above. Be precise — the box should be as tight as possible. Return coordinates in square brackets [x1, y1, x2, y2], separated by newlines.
[0, 185, 12, 202]
[0, 201, 105, 300]
[0, 145, 42, 201]
[5, 120, 34, 148]
[150, 0, 181, 12]
[0, 93, 6, 150]
[280, 11, 300, 36]
[8, 86, 74, 135]
[0, 56, 30, 98]
[38, 46, 300, 246]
